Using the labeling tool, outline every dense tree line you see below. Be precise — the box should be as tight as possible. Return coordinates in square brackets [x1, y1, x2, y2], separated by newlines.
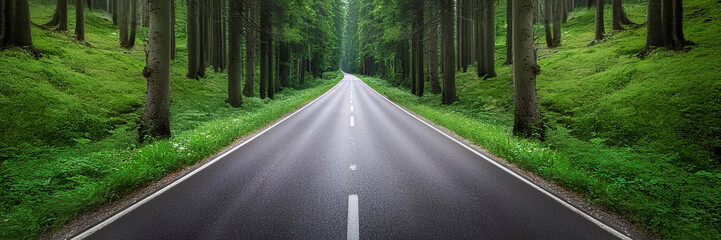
[341, 0, 691, 139]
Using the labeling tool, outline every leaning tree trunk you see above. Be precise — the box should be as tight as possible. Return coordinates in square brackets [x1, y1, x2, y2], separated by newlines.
[645, 0, 666, 48]
[428, 12, 441, 94]
[75, 0, 85, 42]
[243, 0, 256, 97]
[591, 0, 605, 44]
[45, 0, 68, 31]
[512, 0, 544, 139]
[227, 0, 242, 108]
[127, 0, 138, 48]
[441, 0, 456, 105]
[141, 0, 172, 141]
[186, 0, 200, 79]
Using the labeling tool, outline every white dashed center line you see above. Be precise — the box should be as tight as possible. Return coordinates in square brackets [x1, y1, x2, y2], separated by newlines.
[347, 194, 359, 240]
[350, 116, 355, 127]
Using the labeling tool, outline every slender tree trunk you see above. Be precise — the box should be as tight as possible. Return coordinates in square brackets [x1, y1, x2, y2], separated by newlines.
[455, 0, 460, 71]
[186, 0, 200, 79]
[141, 0, 149, 27]
[411, 34, 416, 95]
[227, 0, 242, 107]
[512, 0, 544, 139]
[477, 0, 487, 77]
[484, 0, 496, 77]
[279, 42, 290, 87]
[645, 0, 666, 48]
[243, 0, 256, 97]
[612, 0, 624, 30]
[170, 0, 175, 59]
[266, 10, 274, 99]
[119, 0, 129, 46]
[141, 0, 172, 141]
[415, 0, 424, 97]
[198, 0, 207, 78]
[75, 0, 85, 42]
[591, 0, 605, 44]
[552, 0, 562, 46]
[259, 0, 270, 99]
[505, 0, 513, 65]
[441, 0, 456, 105]
[127, 0, 138, 48]
[543, 0, 554, 47]
[111, 0, 117, 25]
[428, 11, 441, 94]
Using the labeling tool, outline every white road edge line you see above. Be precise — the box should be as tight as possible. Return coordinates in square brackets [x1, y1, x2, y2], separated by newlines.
[347, 194, 360, 240]
[354, 75, 632, 240]
[71, 77, 347, 240]
[350, 116, 355, 127]
[351, 106, 354, 112]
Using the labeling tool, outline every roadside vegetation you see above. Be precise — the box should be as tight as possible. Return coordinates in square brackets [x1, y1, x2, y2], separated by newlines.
[0, 1, 342, 239]
[360, 0, 720, 239]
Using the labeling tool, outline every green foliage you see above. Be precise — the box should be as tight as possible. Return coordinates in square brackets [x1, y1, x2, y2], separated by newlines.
[0, 2, 342, 239]
[361, 0, 721, 239]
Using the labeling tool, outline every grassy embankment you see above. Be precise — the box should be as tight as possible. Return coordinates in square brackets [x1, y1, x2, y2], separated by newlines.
[362, 0, 720, 239]
[0, 1, 341, 239]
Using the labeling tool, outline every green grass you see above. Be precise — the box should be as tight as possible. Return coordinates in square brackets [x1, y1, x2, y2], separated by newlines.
[362, 0, 721, 239]
[0, 1, 341, 239]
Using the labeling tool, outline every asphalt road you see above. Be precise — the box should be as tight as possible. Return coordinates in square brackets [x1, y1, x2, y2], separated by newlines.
[78, 73, 626, 239]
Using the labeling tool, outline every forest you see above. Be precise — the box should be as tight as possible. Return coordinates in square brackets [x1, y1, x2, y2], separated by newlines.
[0, 0, 720, 239]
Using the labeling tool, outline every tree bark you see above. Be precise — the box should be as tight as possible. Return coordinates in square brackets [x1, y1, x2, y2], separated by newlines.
[198, 0, 207, 78]
[13, 0, 33, 47]
[186, 0, 200, 79]
[170, 0, 175, 59]
[141, 0, 172, 141]
[505, 0, 513, 65]
[612, 0, 624, 30]
[477, 0, 487, 77]
[645, 0, 666, 48]
[428, 8, 441, 94]
[414, 0, 424, 97]
[591, 0, 605, 44]
[672, 0, 689, 46]
[243, 0, 256, 97]
[279, 42, 290, 87]
[45, 0, 68, 31]
[259, 0, 270, 99]
[484, 0, 496, 77]
[119, 0, 129, 46]
[1, 0, 15, 48]
[512, 0, 544, 139]
[111, 0, 117, 25]
[543, 0, 554, 47]
[227, 0, 242, 107]
[441, 0, 456, 105]
[455, 0, 461, 72]
[127, 0, 138, 48]
[76, 0, 85, 42]
[662, 0, 681, 48]
[552, 0, 562, 46]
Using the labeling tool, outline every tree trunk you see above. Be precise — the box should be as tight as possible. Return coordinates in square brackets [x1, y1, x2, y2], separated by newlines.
[672, 0, 690, 46]
[455, 0, 461, 72]
[428, 11, 440, 94]
[484, 0, 496, 78]
[111, 0, 117, 25]
[505, 0, 513, 65]
[198, 0, 207, 78]
[612, 0, 624, 30]
[243, 0, 256, 97]
[45, 0, 68, 31]
[259, 0, 270, 99]
[186, 0, 200, 79]
[441, 0, 456, 105]
[477, 0, 487, 77]
[12, 0, 32, 47]
[141, 0, 172, 141]
[414, 0, 424, 97]
[461, 0, 470, 72]
[662, 0, 681, 48]
[512, 0, 544, 139]
[170, 0, 175, 59]
[227, 0, 242, 107]
[141, 0, 149, 27]
[279, 42, 290, 87]
[119, 0, 129, 46]
[552, 0, 562, 46]
[266, 12, 274, 99]
[1, 0, 15, 49]
[645, 0, 666, 48]
[620, 1, 636, 25]
[127, 0, 137, 48]
[591, 0, 605, 44]
[543, 0, 554, 47]
[75, 0, 85, 42]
